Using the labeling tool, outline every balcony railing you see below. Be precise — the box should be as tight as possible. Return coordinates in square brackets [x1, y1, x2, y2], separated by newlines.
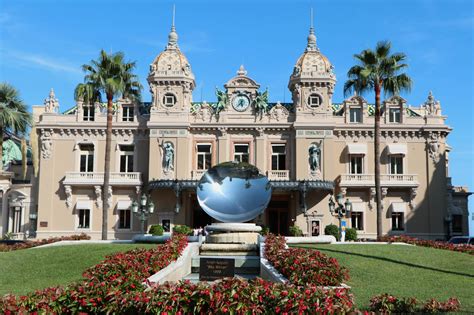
[191, 169, 206, 180]
[339, 173, 418, 187]
[64, 172, 142, 186]
[267, 170, 290, 181]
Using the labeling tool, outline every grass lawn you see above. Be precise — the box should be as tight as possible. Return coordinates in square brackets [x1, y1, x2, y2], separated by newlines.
[0, 243, 157, 296]
[293, 244, 474, 312]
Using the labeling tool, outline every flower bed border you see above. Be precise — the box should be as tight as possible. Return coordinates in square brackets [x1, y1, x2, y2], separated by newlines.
[379, 235, 474, 255]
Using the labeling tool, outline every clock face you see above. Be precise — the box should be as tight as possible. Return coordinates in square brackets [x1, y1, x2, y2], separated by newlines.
[232, 94, 250, 112]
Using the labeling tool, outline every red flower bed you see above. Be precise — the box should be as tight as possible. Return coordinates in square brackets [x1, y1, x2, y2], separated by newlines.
[369, 293, 460, 313]
[379, 235, 474, 255]
[0, 233, 91, 252]
[82, 233, 188, 291]
[264, 233, 349, 286]
[1, 234, 188, 314]
[1, 278, 355, 314]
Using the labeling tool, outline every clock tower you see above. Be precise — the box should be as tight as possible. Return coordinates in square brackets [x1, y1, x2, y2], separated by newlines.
[288, 15, 336, 119]
[224, 65, 260, 114]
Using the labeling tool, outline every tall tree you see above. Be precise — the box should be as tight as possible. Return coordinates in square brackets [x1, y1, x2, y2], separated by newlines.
[0, 83, 32, 169]
[75, 50, 141, 240]
[344, 41, 412, 238]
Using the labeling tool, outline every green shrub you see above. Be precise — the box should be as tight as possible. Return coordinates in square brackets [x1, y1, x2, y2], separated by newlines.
[259, 225, 270, 236]
[173, 225, 193, 236]
[148, 225, 164, 236]
[289, 225, 303, 237]
[345, 228, 358, 241]
[324, 224, 340, 241]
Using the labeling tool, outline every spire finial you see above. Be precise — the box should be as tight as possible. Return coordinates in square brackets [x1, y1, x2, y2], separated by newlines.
[167, 5, 178, 49]
[237, 64, 247, 76]
[172, 4, 175, 29]
[306, 8, 318, 52]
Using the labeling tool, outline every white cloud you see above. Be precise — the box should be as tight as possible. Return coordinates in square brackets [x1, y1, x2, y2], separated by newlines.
[2, 49, 82, 75]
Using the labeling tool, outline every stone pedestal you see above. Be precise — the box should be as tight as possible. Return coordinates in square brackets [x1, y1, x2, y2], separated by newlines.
[200, 223, 261, 256]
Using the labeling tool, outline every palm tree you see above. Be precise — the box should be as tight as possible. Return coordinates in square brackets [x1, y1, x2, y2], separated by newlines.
[75, 50, 142, 240]
[343, 41, 412, 239]
[0, 83, 32, 170]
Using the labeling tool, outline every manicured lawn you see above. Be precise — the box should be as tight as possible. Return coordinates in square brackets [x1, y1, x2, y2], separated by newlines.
[0, 244, 157, 296]
[293, 244, 474, 311]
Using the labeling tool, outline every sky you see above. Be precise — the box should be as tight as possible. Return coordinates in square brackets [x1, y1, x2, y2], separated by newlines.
[1, 0, 473, 234]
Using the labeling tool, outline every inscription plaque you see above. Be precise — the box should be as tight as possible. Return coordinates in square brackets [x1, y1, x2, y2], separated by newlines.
[199, 258, 235, 281]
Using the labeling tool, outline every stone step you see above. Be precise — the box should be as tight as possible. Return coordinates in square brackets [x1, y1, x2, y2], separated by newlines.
[200, 243, 258, 252]
[200, 251, 258, 256]
[182, 272, 259, 284]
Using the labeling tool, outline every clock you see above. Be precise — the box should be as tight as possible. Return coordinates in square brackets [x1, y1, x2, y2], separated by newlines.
[232, 94, 250, 112]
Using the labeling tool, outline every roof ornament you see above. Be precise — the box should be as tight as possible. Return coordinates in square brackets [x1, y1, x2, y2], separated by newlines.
[306, 8, 319, 52]
[167, 5, 178, 49]
[237, 64, 247, 76]
[424, 91, 441, 116]
[44, 88, 59, 113]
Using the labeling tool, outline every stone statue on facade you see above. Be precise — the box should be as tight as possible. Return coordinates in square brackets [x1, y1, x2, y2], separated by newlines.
[162, 142, 174, 173]
[308, 142, 322, 179]
[253, 89, 269, 119]
[213, 88, 228, 119]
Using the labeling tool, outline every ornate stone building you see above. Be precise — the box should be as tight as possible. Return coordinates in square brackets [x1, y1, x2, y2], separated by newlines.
[2, 20, 470, 240]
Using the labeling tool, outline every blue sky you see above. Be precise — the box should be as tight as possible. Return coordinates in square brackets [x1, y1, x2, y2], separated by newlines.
[1, 0, 473, 234]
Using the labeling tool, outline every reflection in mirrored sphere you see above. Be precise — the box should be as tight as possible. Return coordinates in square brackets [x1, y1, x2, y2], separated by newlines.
[197, 162, 272, 223]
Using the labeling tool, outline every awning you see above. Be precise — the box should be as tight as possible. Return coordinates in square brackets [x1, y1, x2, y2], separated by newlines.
[346, 143, 367, 155]
[390, 202, 406, 213]
[351, 202, 366, 212]
[117, 200, 132, 210]
[387, 143, 407, 155]
[76, 200, 92, 210]
[148, 179, 335, 192]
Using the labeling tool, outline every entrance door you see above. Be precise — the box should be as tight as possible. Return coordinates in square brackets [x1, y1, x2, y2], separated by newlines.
[191, 195, 213, 228]
[267, 200, 289, 235]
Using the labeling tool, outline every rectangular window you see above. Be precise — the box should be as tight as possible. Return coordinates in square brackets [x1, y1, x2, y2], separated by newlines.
[391, 212, 404, 231]
[119, 209, 131, 229]
[78, 209, 90, 229]
[389, 108, 401, 123]
[197, 144, 212, 170]
[83, 105, 95, 122]
[119, 145, 134, 173]
[122, 106, 134, 122]
[350, 155, 363, 174]
[351, 212, 363, 230]
[12, 206, 22, 233]
[271, 144, 286, 170]
[452, 215, 463, 233]
[233, 144, 249, 163]
[349, 108, 362, 123]
[79, 144, 94, 172]
[390, 155, 404, 174]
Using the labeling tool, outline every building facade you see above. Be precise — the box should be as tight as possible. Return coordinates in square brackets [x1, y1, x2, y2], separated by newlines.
[1, 21, 470, 240]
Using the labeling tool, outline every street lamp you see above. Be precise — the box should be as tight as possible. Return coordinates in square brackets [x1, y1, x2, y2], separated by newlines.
[132, 194, 155, 234]
[328, 193, 352, 241]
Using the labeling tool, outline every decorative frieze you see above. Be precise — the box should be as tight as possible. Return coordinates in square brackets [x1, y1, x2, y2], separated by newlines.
[94, 185, 102, 208]
[410, 187, 418, 209]
[40, 129, 53, 159]
[428, 133, 441, 163]
[64, 185, 72, 208]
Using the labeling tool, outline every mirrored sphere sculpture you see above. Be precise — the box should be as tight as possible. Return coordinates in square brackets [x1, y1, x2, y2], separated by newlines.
[197, 162, 272, 223]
